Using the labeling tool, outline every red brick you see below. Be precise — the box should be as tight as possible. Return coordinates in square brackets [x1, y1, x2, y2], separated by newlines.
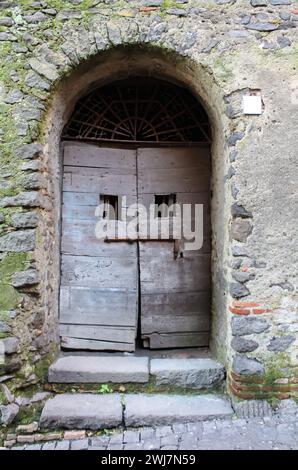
[252, 308, 267, 315]
[229, 306, 250, 315]
[139, 6, 159, 12]
[64, 430, 86, 440]
[275, 393, 290, 399]
[233, 301, 259, 308]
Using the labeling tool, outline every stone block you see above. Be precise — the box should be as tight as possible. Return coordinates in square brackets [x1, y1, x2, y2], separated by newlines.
[39, 393, 123, 430]
[233, 355, 264, 376]
[231, 316, 269, 336]
[124, 394, 233, 427]
[150, 358, 225, 389]
[48, 355, 149, 383]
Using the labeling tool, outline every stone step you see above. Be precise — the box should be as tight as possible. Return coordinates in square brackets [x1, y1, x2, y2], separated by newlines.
[40, 393, 234, 430]
[48, 355, 225, 388]
[150, 358, 225, 389]
[39, 393, 123, 430]
[124, 394, 234, 427]
[48, 355, 149, 383]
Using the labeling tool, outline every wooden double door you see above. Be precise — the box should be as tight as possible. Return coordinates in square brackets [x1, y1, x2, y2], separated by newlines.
[60, 142, 211, 351]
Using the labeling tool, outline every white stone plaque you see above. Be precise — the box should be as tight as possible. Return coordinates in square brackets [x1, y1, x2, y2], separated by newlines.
[242, 95, 262, 115]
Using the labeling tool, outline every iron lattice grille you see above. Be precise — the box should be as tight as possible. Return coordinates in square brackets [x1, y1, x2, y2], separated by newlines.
[63, 78, 211, 144]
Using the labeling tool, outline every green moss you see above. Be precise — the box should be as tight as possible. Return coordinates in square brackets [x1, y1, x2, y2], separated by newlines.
[263, 353, 290, 388]
[34, 348, 57, 383]
[0, 390, 9, 406]
[14, 402, 43, 426]
[46, 377, 226, 396]
[0, 252, 28, 311]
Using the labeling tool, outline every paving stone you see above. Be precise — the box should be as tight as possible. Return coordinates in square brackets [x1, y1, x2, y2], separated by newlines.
[42, 442, 56, 450]
[109, 433, 124, 445]
[88, 446, 106, 450]
[124, 394, 234, 427]
[179, 439, 199, 450]
[39, 393, 123, 430]
[124, 443, 144, 450]
[172, 423, 187, 433]
[71, 438, 89, 450]
[107, 444, 124, 450]
[25, 444, 42, 450]
[160, 434, 179, 447]
[233, 399, 274, 418]
[143, 439, 161, 450]
[123, 430, 140, 443]
[55, 440, 70, 450]
[48, 355, 149, 383]
[155, 425, 173, 437]
[186, 422, 204, 437]
[90, 436, 110, 447]
[150, 358, 225, 389]
[140, 427, 156, 441]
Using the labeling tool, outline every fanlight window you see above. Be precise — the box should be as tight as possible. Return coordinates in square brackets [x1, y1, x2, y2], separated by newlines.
[63, 78, 211, 145]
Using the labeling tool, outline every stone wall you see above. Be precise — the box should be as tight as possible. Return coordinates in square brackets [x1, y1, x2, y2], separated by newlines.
[0, 0, 297, 400]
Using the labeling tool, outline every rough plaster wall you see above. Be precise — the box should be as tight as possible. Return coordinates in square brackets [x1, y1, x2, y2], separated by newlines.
[0, 0, 297, 397]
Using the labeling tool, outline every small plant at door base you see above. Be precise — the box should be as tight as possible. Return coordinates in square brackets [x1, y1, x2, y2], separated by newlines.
[97, 384, 113, 394]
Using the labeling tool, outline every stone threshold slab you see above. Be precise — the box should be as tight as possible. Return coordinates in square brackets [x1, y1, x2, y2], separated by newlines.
[40, 393, 234, 430]
[48, 355, 149, 383]
[48, 355, 225, 388]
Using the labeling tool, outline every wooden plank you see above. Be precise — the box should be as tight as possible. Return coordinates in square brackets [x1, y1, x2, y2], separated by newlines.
[61, 336, 135, 352]
[141, 291, 210, 316]
[137, 147, 210, 170]
[63, 169, 137, 195]
[60, 324, 135, 343]
[138, 167, 209, 194]
[62, 204, 98, 220]
[60, 286, 137, 326]
[140, 254, 211, 293]
[61, 219, 138, 257]
[144, 332, 209, 349]
[141, 314, 210, 335]
[61, 254, 138, 289]
[62, 191, 99, 206]
[63, 143, 136, 169]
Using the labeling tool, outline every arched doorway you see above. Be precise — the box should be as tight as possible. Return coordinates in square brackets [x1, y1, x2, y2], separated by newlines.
[59, 77, 211, 352]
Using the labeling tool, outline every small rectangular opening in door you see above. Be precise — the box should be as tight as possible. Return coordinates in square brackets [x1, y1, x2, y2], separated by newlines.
[155, 194, 176, 218]
[100, 194, 119, 220]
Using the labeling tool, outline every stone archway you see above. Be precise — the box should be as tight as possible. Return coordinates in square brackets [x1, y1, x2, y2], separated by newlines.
[41, 45, 229, 363]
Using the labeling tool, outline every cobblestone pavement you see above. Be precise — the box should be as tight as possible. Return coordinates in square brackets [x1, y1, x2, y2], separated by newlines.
[12, 409, 298, 451]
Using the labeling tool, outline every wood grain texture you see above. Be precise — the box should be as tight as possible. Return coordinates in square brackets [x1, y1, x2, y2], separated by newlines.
[138, 147, 211, 349]
[145, 332, 209, 349]
[61, 337, 135, 352]
[60, 145, 211, 351]
[60, 286, 137, 327]
[63, 142, 136, 169]
[60, 145, 138, 351]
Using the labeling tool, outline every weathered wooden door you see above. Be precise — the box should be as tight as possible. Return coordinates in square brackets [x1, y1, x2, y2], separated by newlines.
[138, 147, 211, 349]
[60, 142, 138, 351]
[60, 143, 210, 351]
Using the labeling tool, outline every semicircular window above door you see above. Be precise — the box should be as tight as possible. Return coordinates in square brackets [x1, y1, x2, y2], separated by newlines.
[63, 77, 211, 145]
